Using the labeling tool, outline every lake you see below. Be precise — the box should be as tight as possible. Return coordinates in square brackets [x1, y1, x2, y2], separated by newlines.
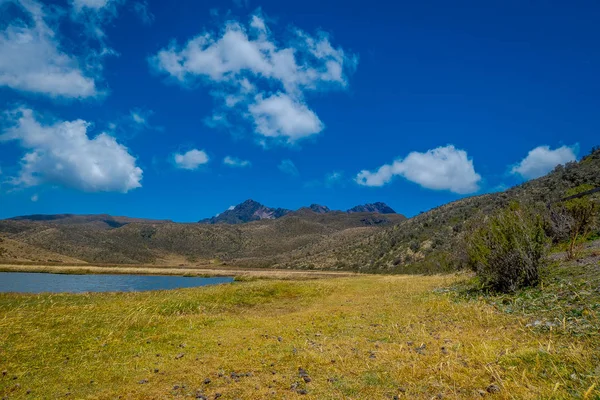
[0, 272, 234, 294]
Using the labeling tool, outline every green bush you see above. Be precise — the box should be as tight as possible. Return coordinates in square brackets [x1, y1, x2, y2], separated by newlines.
[465, 203, 548, 293]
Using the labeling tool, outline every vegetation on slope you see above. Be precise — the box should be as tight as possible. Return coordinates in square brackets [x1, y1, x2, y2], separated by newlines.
[1, 275, 598, 399]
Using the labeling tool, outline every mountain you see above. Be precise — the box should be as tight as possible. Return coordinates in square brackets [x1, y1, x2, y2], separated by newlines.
[0, 209, 406, 266]
[199, 199, 292, 224]
[308, 204, 331, 214]
[201, 200, 398, 224]
[347, 202, 396, 214]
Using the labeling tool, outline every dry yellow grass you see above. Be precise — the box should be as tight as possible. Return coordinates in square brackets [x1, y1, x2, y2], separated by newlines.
[0, 237, 86, 264]
[0, 275, 598, 399]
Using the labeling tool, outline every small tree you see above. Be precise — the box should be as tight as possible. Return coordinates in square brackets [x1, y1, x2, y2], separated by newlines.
[563, 184, 598, 259]
[465, 202, 547, 293]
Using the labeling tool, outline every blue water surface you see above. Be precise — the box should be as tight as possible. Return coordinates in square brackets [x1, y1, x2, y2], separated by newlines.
[0, 272, 233, 293]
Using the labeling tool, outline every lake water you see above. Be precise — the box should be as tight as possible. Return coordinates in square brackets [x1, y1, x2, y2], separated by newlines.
[0, 272, 234, 294]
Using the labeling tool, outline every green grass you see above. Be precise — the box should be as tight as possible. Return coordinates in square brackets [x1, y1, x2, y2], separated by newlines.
[1, 275, 599, 399]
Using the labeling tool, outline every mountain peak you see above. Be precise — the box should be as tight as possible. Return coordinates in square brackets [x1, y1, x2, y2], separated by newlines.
[239, 199, 262, 207]
[199, 200, 290, 224]
[201, 200, 397, 224]
[308, 204, 331, 214]
[347, 202, 396, 214]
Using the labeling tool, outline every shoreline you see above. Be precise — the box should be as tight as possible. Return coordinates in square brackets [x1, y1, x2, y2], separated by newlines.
[0, 263, 359, 280]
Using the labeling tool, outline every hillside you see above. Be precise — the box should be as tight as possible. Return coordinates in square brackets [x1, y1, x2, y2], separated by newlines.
[7, 214, 172, 229]
[0, 209, 406, 266]
[0, 236, 86, 264]
[279, 147, 600, 272]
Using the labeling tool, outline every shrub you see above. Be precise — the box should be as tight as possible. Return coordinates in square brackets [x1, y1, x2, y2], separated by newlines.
[465, 202, 547, 293]
[563, 184, 598, 259]
[546, 204, 575, 244]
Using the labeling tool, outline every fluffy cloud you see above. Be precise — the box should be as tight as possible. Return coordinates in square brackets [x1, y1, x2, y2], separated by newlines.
[0, 0, 98, 98]
[150, 13, 356, 145]
[511, 145, 578, 180]
[173, 149, 209, 170]
[248, 93, 323, 142]
[356, 145, 481, 194]
[223, 156, 251, 167]
[0, 108, 143, 192]
[278, 159, 299, 176]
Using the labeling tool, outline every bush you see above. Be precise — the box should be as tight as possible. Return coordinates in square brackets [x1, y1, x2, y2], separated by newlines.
[563, 184, 598, 259]
[465, 203, 547, 293]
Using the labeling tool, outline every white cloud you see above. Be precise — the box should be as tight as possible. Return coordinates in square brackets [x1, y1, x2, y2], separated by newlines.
[278, 159, 299, 176]
[511, 145, 578, 180]
[31, 193, 38, 202]
[248, 93, 323, 142]
[0, 0, 98, 98]
[0, 108, 143, 192]
[356, 145, 481, 194]
[173, 149, 209, 170]
[150, 13, 356, 145]
[133, 1, 154, 25]
[223, 156, 251, 167]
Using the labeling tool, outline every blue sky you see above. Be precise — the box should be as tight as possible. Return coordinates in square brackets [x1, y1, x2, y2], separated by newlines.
[0, 0, 598, 221]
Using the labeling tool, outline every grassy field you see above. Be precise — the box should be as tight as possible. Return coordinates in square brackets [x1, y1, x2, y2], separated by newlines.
[1, 274, 598, 399]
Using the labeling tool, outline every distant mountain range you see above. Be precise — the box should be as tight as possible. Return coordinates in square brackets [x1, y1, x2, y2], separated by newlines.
[198, 200, 397, 224]
[0, 202, 406, 265]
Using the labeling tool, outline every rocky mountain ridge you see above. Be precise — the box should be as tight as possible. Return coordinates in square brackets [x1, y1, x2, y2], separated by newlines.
[200, 200, 397, 224]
